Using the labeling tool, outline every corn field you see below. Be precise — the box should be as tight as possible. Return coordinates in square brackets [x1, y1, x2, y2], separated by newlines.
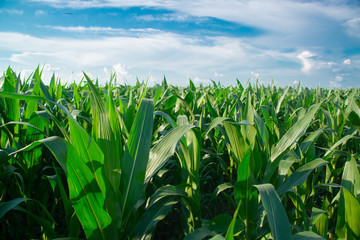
[0, 67, 359, 239]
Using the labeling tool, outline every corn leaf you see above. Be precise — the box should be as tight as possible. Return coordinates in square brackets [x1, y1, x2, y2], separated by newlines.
[293, 231, 325, 240]
[145, 123, 194, 182]
[265, 103, 321, 182]
[120, 99, 154, 221]
[277, 158, 328, 196]
[0, 198, 28, 219]
[254, 184, 293, 240]
[135, 196, 178, 239]
[41, 137, 114, 240]
[85, 73, 122, 191]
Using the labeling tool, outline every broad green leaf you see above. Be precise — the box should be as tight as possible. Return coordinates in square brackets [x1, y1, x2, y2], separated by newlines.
[310, 208, 327, 228]
[324, 133, 356, 158]
[0, 121, 47, 136]
[176, 120, 202, 232]
[135, 196, 178, 240]
[214, 183, 233, 196]
[270, 103, 321, 163]
[277, 158, 328, 196]
[336, 188, 360, 240]
[312, 204, 329, 238]
[223, 121, 245, 164]
[184, 227, 215, 240]
[293, 231, 325, 240]
[265, 103, 321, 182]
[120, 99, 154, 221]
[204, 117, 230, 136]
[11, 136, 114, 239]
[278, 160, 295, 184]
[341, 155, 360, 200]
[85, 73, 122, 191]
[254, 184, 293, 240]
[210, 234, 226, 240]
[145, 123, 194, 182]
[154, 111, 177, 128]
[42, 137, 114, 240]
[234, 149, 258, 239]
[0, 198, 28, 219]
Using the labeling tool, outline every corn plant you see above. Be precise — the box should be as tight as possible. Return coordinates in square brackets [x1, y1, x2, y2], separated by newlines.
[0, 67, 359, 239]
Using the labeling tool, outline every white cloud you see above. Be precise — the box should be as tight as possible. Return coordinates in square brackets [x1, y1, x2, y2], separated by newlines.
[45, 25, 124, 33]
[29, 1, 359, 33]
[192, 76, 210, 85]
[0, 28, 356, 87]
[344, 59, 351, 65]
[35, 10, 47, 16]
[330, 80, 341, 88]
[297, 51, 315, 74]
[41, 25, 161, 36]
[335, 75, 343, 82]
[345, 18, 360, 38]
[135, 13, 193, 23]
[112, 63, 132, 83]
[214, 72, 224, 77]
[0, 9, 24, 15]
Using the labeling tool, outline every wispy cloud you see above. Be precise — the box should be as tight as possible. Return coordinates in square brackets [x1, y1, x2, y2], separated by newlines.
[4, 1, 360, 88]
[28, 0, 360, 51]
[0, 9, 24, 15]
[0, 31, 299, 84]
[135, 13, 194, 23]
[345, 18, 360, 38]
[35, 10, 47, 16]
[1, 29, 357, 87]
[42, 25, 160, 35]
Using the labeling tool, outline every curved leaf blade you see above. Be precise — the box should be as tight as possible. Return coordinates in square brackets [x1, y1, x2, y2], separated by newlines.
[254, 184, 293, 240]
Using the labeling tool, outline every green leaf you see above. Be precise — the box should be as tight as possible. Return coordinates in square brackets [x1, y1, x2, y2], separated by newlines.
[12, 136, 114, 240]
[145, 123, 194, 182]
[277, 158, 328, 196]
[12, 205, 57, 238]
[293, 231, 325, 240]
[234, 148, 258, 239]
[154, 111, 177, 128]
[225, 199, 241, 240]
[310, 208, 327, 228]
[214, 183, 233, 196]
[341, 155, 360, 200]
[270, 103, 320, 162]
[210, 234, 226, 240]
[120, 99, 154, 221]
[223, 121, 245, 164]
[204, 117, 229, 136]
[342, 189, 360, 239]
[336, 188, 360, 240]
[0, 198, 28, 219]
[184, 227, 215, 240]
[85, 73, 122, 191]
[135, 196, 178, 239]
[265, 103, 321, 181]
[42, 137, 113, 240]
[276, 86, 290, 114]
[254, 184, 293, 240]
[324, 133, 356, 158]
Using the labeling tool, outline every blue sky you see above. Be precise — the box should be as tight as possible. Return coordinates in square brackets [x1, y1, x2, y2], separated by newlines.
[0, 0, 359, 88]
